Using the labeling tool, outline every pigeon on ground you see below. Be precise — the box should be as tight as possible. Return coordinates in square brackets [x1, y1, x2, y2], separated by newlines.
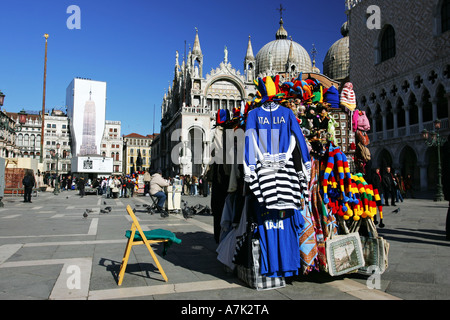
[392, 208, 400, 214]
[83, 212, 88, 218]
[86, 209, 93, 213]
[104, 206, 112, 212]
[104, 201, 107, 205]
[66, 196, 69, 199]
[100, 209, 108, 214]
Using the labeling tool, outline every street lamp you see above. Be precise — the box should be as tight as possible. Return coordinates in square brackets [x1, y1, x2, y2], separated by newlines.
[421, 119, 447, 202]
[51, 142, 61, 195]
[18, 109, 27, 126]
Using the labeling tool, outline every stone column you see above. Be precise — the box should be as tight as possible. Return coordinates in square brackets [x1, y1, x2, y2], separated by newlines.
[432, 97, 438, 121]
[393, 108, 398, 137]
[372, 117, 377, 142]
[382, 110, 388, 139]
[418, 102, 424, 132]
[405, 105, 411, 136]
[419, 162, 428, 192]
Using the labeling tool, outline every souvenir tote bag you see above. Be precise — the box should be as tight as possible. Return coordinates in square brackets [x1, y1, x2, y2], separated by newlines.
[237, 239, 286, 291]
[352, 218, 389, 275]
[325, 224, 365, 277]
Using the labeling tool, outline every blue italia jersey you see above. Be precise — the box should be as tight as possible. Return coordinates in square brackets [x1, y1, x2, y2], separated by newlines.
[254, 202, 305, 277]
[244, 102, 311, 182]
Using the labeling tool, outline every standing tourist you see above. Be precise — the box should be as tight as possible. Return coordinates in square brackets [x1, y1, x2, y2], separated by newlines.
[394, 173, 404, 203]
[78, 177, 86, 198]
[382, 167, 397, 206]
[185, 175, 191, 195]
[143, 170, 151, 196]
[22, 169, 35, 203]
[371, 168, 384, 206]
[404, 174, 415, 198]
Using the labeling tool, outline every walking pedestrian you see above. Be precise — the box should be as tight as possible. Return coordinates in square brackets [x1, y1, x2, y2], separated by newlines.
[192, 175, 198, 196]
[185, 175, 191, 195]
[371, 168, 384, 206]
[78, 177, 86, 198]
[22, 169, 35, 203]
[404, 174, 415, 198]
[394, 173, 404, 203]
[143, 170, 151, 196]
[198, 176, 203, 196]
[180, 175, 185, 195]
[382, 167, 397, 206]
[107, 176, 114, 198]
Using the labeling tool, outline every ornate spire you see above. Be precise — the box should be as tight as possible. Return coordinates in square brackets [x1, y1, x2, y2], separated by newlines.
[311, 44, 320, 73]
[275, 4, 288, 39]
[245, 35, 255, 61]
[275, 18, 288, 40]
[287, 37, 295, 62]
[192, 27, 202, 56]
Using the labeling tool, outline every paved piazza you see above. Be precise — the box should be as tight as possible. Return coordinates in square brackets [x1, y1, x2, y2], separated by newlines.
[0, 190, 448, 301]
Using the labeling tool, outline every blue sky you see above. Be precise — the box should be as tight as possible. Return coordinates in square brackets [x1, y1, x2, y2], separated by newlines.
[0, 0, 347, 136]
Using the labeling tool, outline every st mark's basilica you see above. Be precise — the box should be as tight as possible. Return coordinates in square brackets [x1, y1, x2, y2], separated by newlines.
[151, 16, 344, 177]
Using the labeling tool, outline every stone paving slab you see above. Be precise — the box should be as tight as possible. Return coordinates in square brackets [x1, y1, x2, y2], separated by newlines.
[0, 190, 448, 305]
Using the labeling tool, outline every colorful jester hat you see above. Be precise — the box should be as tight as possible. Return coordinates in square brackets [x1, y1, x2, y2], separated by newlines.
[353, 173, 376, 220]
[254, 75, 284, 104]
[322, 144, 351, 205]
[280, 73, 318, 102]
[322, 144, 339, 204]
[372, 188, 385, 227]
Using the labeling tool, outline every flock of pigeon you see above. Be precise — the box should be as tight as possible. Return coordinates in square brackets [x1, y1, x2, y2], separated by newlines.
[82, 200, 112, 218]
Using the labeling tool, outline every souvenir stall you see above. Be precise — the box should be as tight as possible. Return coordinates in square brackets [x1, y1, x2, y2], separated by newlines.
[210, 73, 389, 290]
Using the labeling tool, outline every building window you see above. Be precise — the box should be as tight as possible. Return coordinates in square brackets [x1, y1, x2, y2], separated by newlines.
[380, 25, 396, 62]
[443, 0, 450, 33]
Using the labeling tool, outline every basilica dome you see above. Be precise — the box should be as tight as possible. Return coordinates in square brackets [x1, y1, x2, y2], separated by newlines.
[323, 22, 350, 81]
[255, 19, 312, 76]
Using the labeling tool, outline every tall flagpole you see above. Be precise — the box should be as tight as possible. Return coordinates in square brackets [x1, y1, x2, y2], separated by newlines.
[153, 104, 155, 135]
[40, 33, 49, 163]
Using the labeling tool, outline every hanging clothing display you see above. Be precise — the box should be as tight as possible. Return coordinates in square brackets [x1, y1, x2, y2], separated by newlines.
[211, 75, 388, 290]
[244, 101, 311, 187]
[254, 202, 305, 277]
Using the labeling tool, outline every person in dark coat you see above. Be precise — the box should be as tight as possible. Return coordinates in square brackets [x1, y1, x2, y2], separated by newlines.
[371, 167, 384, 206]
[22, 169, 36, 203]
[78, 177, 86, 198]
[382, 167, 396, 206]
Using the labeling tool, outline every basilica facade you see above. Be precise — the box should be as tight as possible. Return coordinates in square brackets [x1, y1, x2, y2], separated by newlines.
[152, 18, 329, 177]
